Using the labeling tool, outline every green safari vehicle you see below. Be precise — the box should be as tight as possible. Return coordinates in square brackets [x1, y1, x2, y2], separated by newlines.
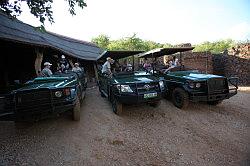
[97, 51, 167, 115]
[0, 70, 87, 122]
[138, 47, 238, 109]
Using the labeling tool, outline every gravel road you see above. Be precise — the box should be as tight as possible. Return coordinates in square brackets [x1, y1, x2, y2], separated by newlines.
[0, 86, 249, 166]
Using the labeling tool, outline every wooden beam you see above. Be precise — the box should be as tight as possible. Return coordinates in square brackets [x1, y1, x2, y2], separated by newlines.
[34, 49, 43, 76]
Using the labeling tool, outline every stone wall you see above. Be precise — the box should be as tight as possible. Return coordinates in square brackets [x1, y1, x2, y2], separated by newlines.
[213, 43, 250, 85]
[181, 52, 213, 74]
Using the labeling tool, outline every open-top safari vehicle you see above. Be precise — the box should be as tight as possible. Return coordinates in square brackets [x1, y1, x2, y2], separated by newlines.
[138, 47, 238, 109]
[0, 70, 87, 122]
[97, 50, 167, 115]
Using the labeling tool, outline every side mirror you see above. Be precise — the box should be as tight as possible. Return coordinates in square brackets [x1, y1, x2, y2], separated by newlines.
[228, 77, 239, 89]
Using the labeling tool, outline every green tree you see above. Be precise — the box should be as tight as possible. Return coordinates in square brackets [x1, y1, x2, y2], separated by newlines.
[91, 34, 110, 49]
[0, 0, 86, 25]
[92, 34, 168, 51]
[194, 39, 235, 53]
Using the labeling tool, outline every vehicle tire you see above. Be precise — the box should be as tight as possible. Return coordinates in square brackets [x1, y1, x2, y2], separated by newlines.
[98, 86, 105, 97]
[82, 90, 86, 99]
[80, 91, 86, 105]
[72, 97, 81, 121]
[172, 88, 189, 109]
[112, 98, 123, 115]
[207, 100, 222, 105]
[100, 90, 105, 97]
[149, 101, 161, 107]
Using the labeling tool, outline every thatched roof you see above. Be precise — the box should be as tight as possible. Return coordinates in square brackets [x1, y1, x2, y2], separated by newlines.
[0, 12, 103, 61]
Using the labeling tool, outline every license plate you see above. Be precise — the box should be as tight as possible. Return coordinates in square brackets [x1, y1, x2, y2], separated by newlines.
[144, 92, 157, 98]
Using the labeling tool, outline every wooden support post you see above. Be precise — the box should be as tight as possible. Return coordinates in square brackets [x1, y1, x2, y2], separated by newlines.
[93, 62, 98, 82]
[34, 49, 43, 76]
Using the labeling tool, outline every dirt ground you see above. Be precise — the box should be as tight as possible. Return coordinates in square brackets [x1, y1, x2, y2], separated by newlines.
[0, 86, 249, 166]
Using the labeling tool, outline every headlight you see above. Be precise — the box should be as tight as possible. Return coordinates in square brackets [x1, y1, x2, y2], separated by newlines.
[159, 81, 164, 90]
[195, 83, 201, 88]
[189, 82, 195, 89]
[188, 82, 201, 89]
[55, 91, 63, 98]
[70, 88, 76, 97]
[117, 85, 133, 93]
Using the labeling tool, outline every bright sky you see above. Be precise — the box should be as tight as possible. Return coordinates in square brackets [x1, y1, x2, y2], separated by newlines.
[18, 0, 250, 44]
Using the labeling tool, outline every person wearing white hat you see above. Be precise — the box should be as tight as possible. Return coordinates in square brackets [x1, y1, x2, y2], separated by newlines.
[58, 54, 69, 72]
[72, 62, 82, 73]
[102, 57, 114, 75]
[41, 62, 53, 77]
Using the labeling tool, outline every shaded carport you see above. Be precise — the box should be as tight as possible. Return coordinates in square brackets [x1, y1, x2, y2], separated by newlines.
[0, 12, 103, 93]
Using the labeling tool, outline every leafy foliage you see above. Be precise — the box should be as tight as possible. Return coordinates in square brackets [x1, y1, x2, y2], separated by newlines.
[91, 34, 110, 49]
[92, 34, 237, 54]
[0, 0, 86, 25]
[194, 39, 236, 54]
[92, 34, 172, 51]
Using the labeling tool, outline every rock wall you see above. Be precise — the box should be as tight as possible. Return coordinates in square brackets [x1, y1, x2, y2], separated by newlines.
[213, 43, 250, 85]
[181, 52, 213, 74]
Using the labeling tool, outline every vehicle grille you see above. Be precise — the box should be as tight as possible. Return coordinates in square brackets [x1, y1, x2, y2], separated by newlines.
[208, 78, 227, 94]
[15, 89, 52, 113]
[136, 82, 160, 94]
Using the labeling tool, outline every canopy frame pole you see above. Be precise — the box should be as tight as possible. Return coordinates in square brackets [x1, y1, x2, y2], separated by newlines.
[132, 55, 135, 72]
[180, 52, 182, 66]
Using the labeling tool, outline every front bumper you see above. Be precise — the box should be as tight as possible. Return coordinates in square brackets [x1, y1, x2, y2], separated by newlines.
[114, 91, 163, 104]
[189, 90, 237, 102]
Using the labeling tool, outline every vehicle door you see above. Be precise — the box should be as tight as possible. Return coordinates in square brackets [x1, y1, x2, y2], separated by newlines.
[0, 94, 15, 121]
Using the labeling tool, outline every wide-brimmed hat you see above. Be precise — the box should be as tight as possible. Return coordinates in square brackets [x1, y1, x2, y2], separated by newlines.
[106, 57, 113, 61]
[44, 62, 52, 66]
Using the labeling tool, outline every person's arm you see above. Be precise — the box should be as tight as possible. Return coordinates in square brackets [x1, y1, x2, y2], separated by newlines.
[48, 69, 53, 76]
[107, 62, 111, 73]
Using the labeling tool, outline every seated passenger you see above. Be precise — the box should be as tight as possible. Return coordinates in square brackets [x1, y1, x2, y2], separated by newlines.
[164, 56, 179, 73]
[72, 63, 82, 73]
[126, 59, 133, 72]
[41, 62, 53, 77]
[172, 56, 179, 67]
[143, 59, 152, 71]
[58, 55, 70, 73]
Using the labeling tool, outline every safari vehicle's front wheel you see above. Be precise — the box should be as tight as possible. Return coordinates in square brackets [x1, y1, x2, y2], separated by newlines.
[72, 97, 81, 121]
[207, 100, 222, 105]
[172, 88, 189, 109]
[112, 98, 123, 115]
[98, 86, 106, 97]
[80, 91, 86, 105]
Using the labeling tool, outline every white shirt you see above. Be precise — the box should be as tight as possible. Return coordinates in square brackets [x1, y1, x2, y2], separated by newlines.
[173, 58, 178, 66]
[102, 61, 111, 73]
[72, 67, 82, 73]
[127, 63, 132, 71]
[41, 68, 52, 77]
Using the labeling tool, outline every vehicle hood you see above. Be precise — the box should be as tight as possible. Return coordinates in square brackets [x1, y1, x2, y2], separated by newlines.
[169, 71, 224, 81]
[113, 71, 159, 84]
[16, 77, 76, 91]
